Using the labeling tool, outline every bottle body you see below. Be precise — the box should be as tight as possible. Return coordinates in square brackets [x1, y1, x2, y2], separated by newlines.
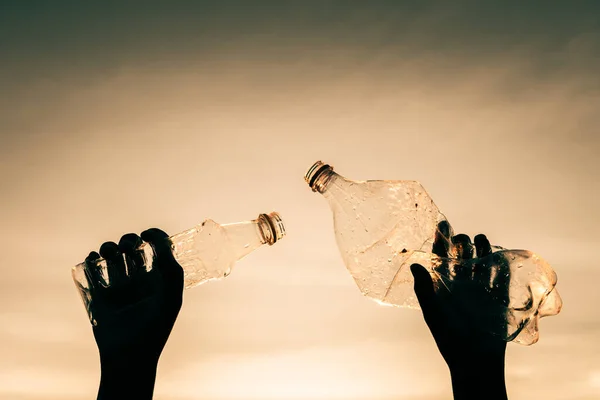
[323, 176, 447, 308]
[171, 213, 285, 289]
[72, 212, 285, 324]
[306, 161, 562, 345]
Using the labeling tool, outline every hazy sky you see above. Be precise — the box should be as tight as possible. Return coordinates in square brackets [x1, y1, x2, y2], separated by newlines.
[1, 2, 599, 399]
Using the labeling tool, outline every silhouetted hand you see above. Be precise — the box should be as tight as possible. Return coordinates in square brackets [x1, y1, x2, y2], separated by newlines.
[84, 228, 184, 400]
[410, 221, 509, 400]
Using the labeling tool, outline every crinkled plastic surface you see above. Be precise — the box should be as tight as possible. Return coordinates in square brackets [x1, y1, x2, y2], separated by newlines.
[72, 214, 285, 325]
[323, 176, 562, 345]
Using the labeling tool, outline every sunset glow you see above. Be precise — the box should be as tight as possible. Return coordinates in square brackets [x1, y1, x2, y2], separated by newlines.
[1, 2, 598, 400]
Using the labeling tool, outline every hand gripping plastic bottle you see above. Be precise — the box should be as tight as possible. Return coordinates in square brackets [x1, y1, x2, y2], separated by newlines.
[72, 212, 286, 325]
[305, 161, 562, 345]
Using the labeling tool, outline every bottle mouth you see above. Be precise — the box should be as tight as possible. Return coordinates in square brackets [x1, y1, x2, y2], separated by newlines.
[305, 161, 334, 193]
[258, 212, 286, 245]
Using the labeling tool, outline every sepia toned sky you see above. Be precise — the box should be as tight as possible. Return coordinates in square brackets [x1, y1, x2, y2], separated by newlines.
[1, 1, 599, 399]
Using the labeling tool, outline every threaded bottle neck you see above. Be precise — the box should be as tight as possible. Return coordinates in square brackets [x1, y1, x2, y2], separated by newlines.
[305, 161, 335, 193]
[257, 212, 286, 245]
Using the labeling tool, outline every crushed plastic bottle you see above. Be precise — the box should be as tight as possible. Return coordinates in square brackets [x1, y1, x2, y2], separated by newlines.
[305, 161, 561, 345]
[72, 212, 286, 325]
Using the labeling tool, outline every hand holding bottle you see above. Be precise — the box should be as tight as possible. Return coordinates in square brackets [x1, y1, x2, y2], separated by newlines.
[72, 212, 285, 399]
[411, 223, 508, 400]
[304, 160, 562, 345]
[73, 212, 285, 325]
[86, 228, 184, 400]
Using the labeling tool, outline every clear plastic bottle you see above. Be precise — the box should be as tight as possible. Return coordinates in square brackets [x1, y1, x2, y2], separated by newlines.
[305, 161, 561, 345]
[72, 212, 285, 324]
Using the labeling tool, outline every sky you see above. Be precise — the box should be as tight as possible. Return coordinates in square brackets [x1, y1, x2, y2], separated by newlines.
[0, 1, 599, 399]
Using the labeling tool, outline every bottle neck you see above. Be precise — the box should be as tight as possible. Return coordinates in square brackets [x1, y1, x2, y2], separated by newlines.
[306, 161, 345, 194]
[221, 213, 285, 261]
[221, 220, 267, 261]
[313, 171, 354, 203]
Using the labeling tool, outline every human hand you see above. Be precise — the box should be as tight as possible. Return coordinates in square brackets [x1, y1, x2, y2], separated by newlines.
[84, 228, 184, 400]
[410, 221, 509, 400]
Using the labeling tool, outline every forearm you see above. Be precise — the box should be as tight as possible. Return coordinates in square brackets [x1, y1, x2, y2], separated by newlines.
[98, 359, 158, 400]
[450, 363, 507, 400]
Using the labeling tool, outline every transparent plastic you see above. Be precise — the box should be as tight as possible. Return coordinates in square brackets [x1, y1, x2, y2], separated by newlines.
[305, 161, 562, 345]
[72, 212, 286, 325]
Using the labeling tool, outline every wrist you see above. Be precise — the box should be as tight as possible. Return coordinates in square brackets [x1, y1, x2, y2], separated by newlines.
[450, 362, 507, 400]
[98, 357, 159, 400]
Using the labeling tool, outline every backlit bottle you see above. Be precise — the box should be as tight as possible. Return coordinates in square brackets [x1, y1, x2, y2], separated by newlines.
[305, 161, 561, 345]
[72, 212, 286, 325]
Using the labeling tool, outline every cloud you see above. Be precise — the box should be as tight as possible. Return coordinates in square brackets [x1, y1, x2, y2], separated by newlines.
[0, 2, 598, 399]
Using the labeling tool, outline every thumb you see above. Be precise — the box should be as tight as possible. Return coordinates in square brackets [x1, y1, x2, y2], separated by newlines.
[141, 228, 183, 280]
[141, 228, 176, 262]
[411, 264, 440, 327]
[411, 264, 435, 306]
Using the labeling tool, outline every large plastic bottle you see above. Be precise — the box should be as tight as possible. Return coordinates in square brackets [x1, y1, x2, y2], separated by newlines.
[305, 161, 561, 345]
[72, 212, 285, 325]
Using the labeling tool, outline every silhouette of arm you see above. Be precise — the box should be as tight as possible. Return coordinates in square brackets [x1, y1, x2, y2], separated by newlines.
[410, 222, 509, 400]
[84, 228, 184, 400]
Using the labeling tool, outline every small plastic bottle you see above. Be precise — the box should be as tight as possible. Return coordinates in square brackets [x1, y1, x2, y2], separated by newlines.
[305, 161, 561, 345]
[72, 212, 286, 324]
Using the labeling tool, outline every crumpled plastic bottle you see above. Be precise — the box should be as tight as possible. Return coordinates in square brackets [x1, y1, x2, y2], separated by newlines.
[72, 212, 286, 325]
[305, 161, 561, 345]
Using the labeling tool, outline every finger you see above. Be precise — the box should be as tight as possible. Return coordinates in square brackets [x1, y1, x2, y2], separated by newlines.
[476, 252, 511, 338]
[411, 264, 443, 332]
[472, 234, 494, 292]
[451, 234, 474, 280]
[469, 234, 494, 289]
[118, 233, 145, 276]
[451, 234, 474, 259]
[141, 228, 183, 278]
[141, 228, 175, 262]
[99, 241, 127, 286]
[492, 253, 511, 307]
[84, 251, 103, 289]
[432, 220, 452, 258]
[432, 221, 453, 287]
[141, 228, 184, 312]
[474, 234, 492, 258]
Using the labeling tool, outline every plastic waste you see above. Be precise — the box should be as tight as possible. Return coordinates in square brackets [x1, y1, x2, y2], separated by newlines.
[72, 212, 286, 325]
[305, 161, 561, 345]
